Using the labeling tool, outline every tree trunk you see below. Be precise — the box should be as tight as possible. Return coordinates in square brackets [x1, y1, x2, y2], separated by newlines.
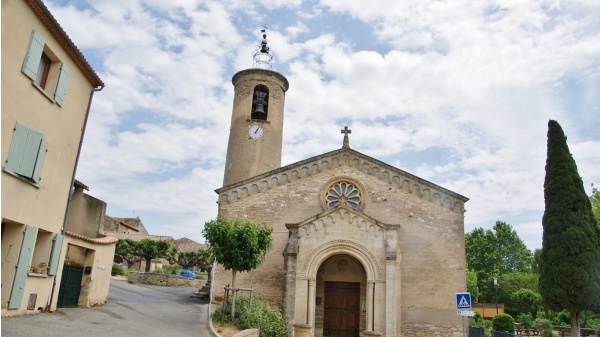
[571, 311, 580, 337]
[231, 269, 237, 319]
[145, 258, 152, 272]
[206, 268, 212, 287]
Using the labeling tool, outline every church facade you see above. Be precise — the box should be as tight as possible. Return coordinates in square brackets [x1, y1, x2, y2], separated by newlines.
[213, 65, 469, 337]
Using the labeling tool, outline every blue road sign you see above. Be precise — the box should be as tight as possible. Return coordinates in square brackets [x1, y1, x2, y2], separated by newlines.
[455, 292, 471, 309]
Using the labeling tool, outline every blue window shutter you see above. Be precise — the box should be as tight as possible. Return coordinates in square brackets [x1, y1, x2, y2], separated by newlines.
[5, 122, 45, 181]
[8, 225, 38, 309]
[21, 30, 45, 81]
[54, 63, 70, 107]
[47, 233, 64, 276]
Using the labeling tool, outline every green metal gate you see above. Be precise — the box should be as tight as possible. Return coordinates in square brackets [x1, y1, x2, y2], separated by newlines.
[469, 326, 485, 337]
[57, 264, 83, 307]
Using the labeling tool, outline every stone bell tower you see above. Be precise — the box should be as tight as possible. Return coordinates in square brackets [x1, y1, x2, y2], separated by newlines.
[223, 30, 289, 186]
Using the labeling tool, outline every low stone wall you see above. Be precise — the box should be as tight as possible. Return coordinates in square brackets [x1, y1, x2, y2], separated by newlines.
[402, 323, 463, 337]
[128, 272, 206, 288]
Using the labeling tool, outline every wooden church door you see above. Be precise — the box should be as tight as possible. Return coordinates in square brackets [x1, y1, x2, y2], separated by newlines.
[323, 281, 360, 337]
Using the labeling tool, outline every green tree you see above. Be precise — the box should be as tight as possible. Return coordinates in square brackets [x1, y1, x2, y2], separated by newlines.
[177, 248, 215, 281]
[531, 248, 542, 274]
[465, 222, 533, 302]
[494, 221, 533, 274]
[467, 269, 480, 303]
[497, 272, 538, 301]
[539, 120, 600, 337]
[495, 271, 539, 316]
[115, 239, 140, 269]
[591, 185, 600, 229]
[130, 239, 177, 272]
[466, 227, 498, 302]
[178, 250, 202, 270]
[195, 248, 215, 282]
[203, 217, 273, 319]
[511, 288, 541, 320]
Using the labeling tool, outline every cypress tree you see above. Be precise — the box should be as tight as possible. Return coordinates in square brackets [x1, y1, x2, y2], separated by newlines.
[539, 120, 600, 337]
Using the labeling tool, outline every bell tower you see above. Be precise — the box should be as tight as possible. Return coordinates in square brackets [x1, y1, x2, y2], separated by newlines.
[223, 30, 289, 186]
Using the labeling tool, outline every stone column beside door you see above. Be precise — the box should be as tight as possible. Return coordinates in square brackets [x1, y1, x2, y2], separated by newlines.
[294, 323, 312, 337]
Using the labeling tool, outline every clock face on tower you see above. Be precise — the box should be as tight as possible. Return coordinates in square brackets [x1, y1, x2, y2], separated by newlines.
[248, 125, 263, 139]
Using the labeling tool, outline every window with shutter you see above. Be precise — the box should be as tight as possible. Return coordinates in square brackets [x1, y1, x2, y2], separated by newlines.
[54, 63, 70, 107]
[21, 30, 45, 80]
[8, 225, 38, 309]
[21, 30, 70, 106]
[4, 122, 47, 184]
[47, 234, 64, 276]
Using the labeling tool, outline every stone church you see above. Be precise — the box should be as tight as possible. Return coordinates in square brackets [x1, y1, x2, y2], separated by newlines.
[212, 34, 469, 337]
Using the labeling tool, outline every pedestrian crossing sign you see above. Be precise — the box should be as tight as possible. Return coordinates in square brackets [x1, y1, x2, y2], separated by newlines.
[455, 292, 471, 309]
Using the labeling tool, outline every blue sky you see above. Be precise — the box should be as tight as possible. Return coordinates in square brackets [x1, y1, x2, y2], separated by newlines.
[45, 0, 600, 251]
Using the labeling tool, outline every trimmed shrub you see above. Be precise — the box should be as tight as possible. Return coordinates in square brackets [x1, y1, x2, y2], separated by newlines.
[517, 313, 533, 329]
[552, 309, 570, 326]
[492, 313, 515, 333]
[532, 318, 553, 337]
[111, 263, 124, 276]
[212, 294, 289, 337]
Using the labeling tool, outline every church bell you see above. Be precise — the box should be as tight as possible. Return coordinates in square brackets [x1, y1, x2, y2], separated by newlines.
[252, 91, 268, 119]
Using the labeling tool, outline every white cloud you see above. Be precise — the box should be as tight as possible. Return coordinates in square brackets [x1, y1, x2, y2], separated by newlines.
[43, 0, 599, 250]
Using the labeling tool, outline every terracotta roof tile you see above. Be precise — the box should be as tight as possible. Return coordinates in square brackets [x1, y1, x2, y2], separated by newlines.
[105, 232, 176, 246]
[65, 231, 118, 245]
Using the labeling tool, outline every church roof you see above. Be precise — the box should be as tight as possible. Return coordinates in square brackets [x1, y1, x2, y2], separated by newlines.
[216, 146, 468, 211]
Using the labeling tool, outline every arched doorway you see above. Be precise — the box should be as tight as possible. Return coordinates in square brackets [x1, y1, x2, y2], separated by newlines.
[315, 255, 366, 337]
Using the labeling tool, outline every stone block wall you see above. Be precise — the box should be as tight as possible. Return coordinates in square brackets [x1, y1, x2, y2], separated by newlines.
[401, 323, 463, 337]
[128, 272, 206, 288]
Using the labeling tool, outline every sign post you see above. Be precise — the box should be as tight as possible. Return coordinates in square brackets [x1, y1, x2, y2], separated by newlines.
[455, 293, 472, 337]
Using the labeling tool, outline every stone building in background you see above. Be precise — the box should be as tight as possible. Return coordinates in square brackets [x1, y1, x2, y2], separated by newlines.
[62, 180, 117, 308]
[103, 216, 149, 235]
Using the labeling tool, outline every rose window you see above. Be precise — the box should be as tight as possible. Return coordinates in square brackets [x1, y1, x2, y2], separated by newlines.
[326, 182, 361, 209]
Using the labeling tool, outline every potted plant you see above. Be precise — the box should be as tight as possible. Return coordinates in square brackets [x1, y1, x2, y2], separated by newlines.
[35, 262, 47, 274]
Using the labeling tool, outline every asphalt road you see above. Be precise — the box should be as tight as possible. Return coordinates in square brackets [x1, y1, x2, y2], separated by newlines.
[1, 277, 216, 337]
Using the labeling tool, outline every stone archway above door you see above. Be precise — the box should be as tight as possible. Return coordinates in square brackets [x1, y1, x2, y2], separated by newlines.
[300, 239, 382, 283]
[283, 205, 400, 336]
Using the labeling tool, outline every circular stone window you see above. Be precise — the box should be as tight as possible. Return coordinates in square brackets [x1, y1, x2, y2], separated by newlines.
[326, 181, 362, 209]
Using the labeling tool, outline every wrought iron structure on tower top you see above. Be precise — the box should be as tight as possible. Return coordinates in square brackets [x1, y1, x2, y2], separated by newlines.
[253, 28, 275, 69]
